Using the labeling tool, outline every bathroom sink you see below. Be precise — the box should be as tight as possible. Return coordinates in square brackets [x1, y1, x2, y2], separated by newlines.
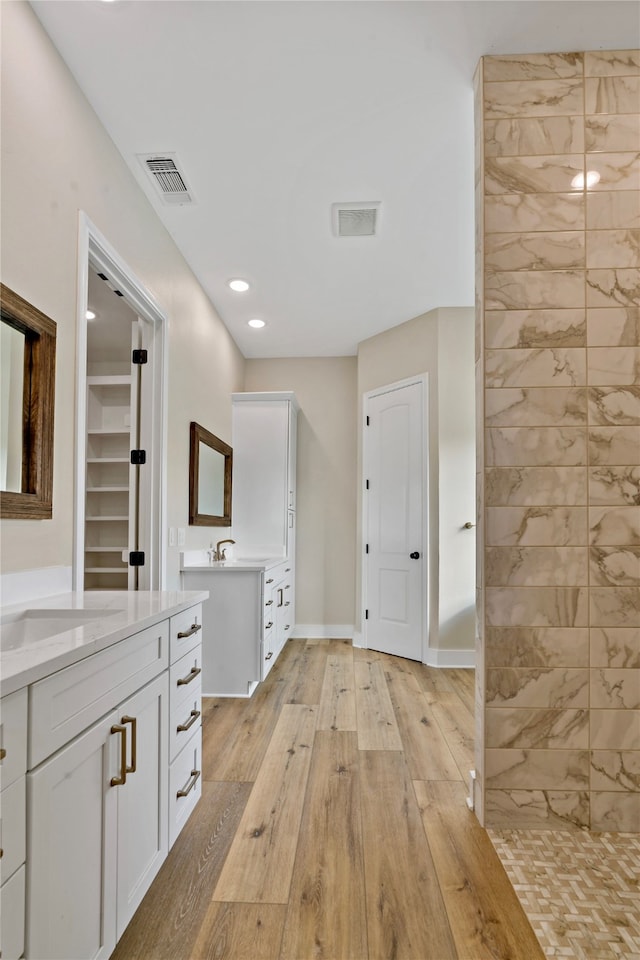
[0, 608, 118, 652]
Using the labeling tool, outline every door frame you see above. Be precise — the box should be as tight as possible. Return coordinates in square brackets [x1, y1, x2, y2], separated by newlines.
[361, 374, 429, 661]
[74, 212, 168, 591]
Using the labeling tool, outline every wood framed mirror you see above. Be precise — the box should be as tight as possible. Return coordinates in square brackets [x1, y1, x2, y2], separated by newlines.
[189, 421, 232, 526]
[0, 283, 56, 519]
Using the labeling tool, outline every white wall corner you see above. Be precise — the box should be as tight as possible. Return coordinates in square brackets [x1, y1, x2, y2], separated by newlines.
[424, 647, 475, 668]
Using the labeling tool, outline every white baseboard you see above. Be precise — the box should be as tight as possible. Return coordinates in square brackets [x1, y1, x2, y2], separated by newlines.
[291, 624, 354, 640]
[424, 647, 476, 668]
[0, 565, 73, 607]
[352, 630, 364, 648]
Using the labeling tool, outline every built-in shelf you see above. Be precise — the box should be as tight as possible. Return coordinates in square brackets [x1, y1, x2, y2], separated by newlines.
[84, 370, 134, 590]
[87, 486, 129, 493]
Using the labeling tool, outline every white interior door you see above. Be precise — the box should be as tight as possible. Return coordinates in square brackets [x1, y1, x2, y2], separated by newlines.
[364, 378, 427, 661]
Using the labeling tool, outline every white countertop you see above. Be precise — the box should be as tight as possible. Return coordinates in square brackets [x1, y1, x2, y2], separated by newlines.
[180, 549, 288, 573]
[0, 590, 208, 697]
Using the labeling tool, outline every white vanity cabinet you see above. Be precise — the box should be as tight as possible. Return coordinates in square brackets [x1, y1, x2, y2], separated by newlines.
[15, 599, 204, 960]
[182, 561, 293, 695]
[27, 622, 170, 959]
[0, 687, 28, 960]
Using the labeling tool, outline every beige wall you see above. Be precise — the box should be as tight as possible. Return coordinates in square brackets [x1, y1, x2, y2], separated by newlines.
[244, 358, 358, 628]
[0, 2, 245, 587]
[357, 306, 476, 654]
[476, 50, 640, 832]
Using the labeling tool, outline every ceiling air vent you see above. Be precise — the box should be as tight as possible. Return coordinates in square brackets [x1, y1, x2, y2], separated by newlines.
[137, 153, 195, 205]
[332, 201, 381, 238]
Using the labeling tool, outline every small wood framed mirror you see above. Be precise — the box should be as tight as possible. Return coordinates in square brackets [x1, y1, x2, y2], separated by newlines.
[0, 283, 56, 519]
[189, 421, 232, 526]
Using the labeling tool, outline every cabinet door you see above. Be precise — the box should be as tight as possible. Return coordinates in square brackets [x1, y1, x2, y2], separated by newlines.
[27, 711, 119, 960]
[116, 672, 168, 938]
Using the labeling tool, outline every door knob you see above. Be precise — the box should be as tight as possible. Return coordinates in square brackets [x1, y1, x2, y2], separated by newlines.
[410, 551, 420, 559]
[463, 522, 476, 529]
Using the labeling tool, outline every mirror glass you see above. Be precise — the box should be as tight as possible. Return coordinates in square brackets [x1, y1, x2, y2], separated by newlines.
[0, 283, 56, 520]
[198, 442, 225, 516]
[0, 321, 25, 492]
[189, 421, 232, 526]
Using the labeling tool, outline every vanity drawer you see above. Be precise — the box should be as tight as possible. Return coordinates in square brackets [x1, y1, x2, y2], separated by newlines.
[169, 604, 203, 664]
[169, 650, 202, 763]
[169, 728, 201, 848]
[30, 621, 169, 767]
[0, 775, 25, 886]
[0, 863, 25, 960]
[0, 688, 27, 791]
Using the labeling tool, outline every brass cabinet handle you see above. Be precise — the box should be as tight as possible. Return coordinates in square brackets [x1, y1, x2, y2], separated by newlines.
[177, 709, 201, 733]
[177, 666, 201, 686]
[177, 622, 202, 639]
[284, 601, 290, 607]
[265, 621, 273, 630]
[266, 578, 274, 584]
[284, 625, 290, 631]
[265, 599, 273, 606]
[177, 769, 201, 799]
[122, 715, 137, 774]
[0, 747, 6, 761]
[265, 652, 273, 660]
[284, 584, 290, 590]
[277, 588, 283, 608]
[110, 724, 128, 786]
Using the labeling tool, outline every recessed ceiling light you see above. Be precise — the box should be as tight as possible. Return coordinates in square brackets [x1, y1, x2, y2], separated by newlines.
[228, 279, 250, 292]
[248, 319, 265, 329]
[571, 170, 601, 190]
[86, 309, 96, 321]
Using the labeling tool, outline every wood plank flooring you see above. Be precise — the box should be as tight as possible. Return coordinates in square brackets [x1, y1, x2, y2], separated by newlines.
[111, 640, 544, 960]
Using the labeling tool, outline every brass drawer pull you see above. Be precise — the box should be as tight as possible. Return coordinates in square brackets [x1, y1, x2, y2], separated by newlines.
[285, 568, 291, 572]
[177, 666, 201, 686]
[122, 715, 137, 774]
[277, 588, 283, 607]
[110, 724, 128, 786]
[265, 621, 273, 630]
[265, 599, 273, 606]
[266, 578, 274, 584]
[177, 709, 201, 733]
[284, 584, 290, 590]
[0, 747, 6, 761]
[265, 651, 273, 661]
[284, 625, 290, 631]
[177, 622, 202, 639]
[177, 769, 201, 799]
[285, 601, 290, 607]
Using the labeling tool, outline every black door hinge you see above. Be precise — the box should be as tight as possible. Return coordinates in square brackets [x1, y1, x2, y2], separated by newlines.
[131, 449, 146, 465]
[366, 479, 369, 490]
[365, 609, 369, 620]
[366, 415, 370, 425]
[365, 543, 369, 554]
[129, 551, 145, 566]
[132, 349, 148, 364]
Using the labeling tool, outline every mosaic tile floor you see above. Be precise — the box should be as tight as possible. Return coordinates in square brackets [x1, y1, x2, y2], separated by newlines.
[489, 829, 640, 959]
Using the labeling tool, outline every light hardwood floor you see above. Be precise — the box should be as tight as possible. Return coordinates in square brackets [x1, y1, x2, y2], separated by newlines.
[112, 640, 545, 960]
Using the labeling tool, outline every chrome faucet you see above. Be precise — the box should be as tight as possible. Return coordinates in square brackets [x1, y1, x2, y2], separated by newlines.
[213, 538, 235, 561]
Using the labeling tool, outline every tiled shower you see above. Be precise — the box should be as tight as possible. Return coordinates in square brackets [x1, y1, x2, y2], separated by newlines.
[474, 50, 640, 831]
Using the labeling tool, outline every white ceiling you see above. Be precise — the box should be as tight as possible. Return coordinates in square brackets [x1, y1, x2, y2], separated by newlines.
[31, 1, 640, 358]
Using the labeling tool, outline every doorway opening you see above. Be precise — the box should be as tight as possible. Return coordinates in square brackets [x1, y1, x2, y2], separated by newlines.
[74, 214, 168, 591]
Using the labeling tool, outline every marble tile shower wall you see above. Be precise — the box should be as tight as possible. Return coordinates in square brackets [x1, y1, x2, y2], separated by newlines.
[475, 50, 640, 832]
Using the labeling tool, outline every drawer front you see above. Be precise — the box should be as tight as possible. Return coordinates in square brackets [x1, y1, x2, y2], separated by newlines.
[169, 650, 202, 763]
[0, 775, 26, 886]
[0, 863, 25, 960]
[30, 621, 169, 767]
[0, 688, 27, 791]
[170, 604, 203, 664]
[169, 728, 202, 849]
